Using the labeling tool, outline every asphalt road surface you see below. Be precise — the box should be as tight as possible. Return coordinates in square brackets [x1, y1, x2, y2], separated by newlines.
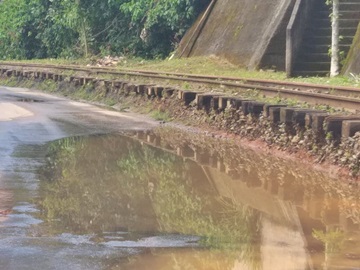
[0, 86, 158, 269]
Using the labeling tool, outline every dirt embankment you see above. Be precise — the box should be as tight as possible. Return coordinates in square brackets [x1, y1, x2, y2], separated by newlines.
[1, 74, 359, 183]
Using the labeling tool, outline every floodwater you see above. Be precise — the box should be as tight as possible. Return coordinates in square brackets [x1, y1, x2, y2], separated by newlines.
[0, 86, 359, 269]
[1, 132, 360, 270]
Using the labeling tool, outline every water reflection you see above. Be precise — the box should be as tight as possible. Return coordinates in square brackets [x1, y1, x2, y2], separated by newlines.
[35, 130, 360, 270]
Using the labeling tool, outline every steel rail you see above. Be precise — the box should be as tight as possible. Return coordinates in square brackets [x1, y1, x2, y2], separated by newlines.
[1, 61, 360, 110]
[1, 61, 360, 92]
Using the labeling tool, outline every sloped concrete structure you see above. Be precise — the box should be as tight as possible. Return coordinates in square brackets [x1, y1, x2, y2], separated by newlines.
[177, 0, 296, 70]
[343, 21, 360, 75]
[178, 0, 360, 77]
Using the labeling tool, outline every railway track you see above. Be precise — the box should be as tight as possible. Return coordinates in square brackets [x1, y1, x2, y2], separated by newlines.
[1, 61, 360, 112]
[1, 61, 360, 140]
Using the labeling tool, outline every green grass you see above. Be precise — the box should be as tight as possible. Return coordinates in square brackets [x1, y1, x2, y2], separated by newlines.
[122, 56, 288, 80]
[2, 55, 360, 88]
[122, 56, 360, 88]
[150, 110, 171, 122]
[1, 58, 92, 66]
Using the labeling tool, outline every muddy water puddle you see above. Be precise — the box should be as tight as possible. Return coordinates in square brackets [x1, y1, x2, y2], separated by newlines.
[1, 131, 360, 269]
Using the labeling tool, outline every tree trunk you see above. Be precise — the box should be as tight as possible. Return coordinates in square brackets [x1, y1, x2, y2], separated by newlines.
[330, 0, 340, 77]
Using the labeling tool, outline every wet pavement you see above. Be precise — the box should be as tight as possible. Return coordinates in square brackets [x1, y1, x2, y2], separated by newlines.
[0, 86, 360, 269]
[0, 86, 158, 269]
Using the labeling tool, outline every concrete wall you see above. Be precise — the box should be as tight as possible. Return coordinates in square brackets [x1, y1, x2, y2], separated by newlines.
[177, 0, 295, 70]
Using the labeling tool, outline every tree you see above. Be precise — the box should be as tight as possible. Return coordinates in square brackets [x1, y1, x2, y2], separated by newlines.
[0, 0, 28, 59]
[120, 0, 210, 58]
[0, 0, 208, 59]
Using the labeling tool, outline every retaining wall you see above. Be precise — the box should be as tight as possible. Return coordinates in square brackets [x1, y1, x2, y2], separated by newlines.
[1, 67, 360, 177]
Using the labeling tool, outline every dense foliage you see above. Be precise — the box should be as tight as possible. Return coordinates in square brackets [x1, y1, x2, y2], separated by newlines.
[0, 0, 209, 60]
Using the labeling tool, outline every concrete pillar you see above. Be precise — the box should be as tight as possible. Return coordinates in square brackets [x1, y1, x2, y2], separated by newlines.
[196, 94, 216, 110]
[163, 88, 175, 98]
[46, 73, 54, 80]
[178, 91, 197, 105]
[248, 101, 266, 115]
[54, 74, 63, 81]
[263, 104, 287, 118]
[309, 113, 328, 132]
[292, 109, 325, 127]
[84, 77, 94, 84]
[5, 70, 13, 77]
[280, 107, 297, 124]
[111, 80, 121, 90]
[211, 96, 220, 111]
[40, 72, 46, 79]
[136, 84, 148, 95]
[154, 86, 164, 98]
[227, 97, 249, 110]
[146, 134, 157, 144]
[218, 96, 231, 110]
[147, 86, 155, 97]
[73, 78, 81, 86]
[124, 83, 136, 95]
[79, 77, 86, 86]
[325, 115, 360, 139]
[342, 120, 360, 139]
[136, 131, 147, 140]
[269, 107, 283, 123]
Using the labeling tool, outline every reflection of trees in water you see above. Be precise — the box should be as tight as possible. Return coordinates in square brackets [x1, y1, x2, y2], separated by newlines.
[118, 146, 261, 250]
[37, 135, 158, 234]
[36, 134, 262, 267]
